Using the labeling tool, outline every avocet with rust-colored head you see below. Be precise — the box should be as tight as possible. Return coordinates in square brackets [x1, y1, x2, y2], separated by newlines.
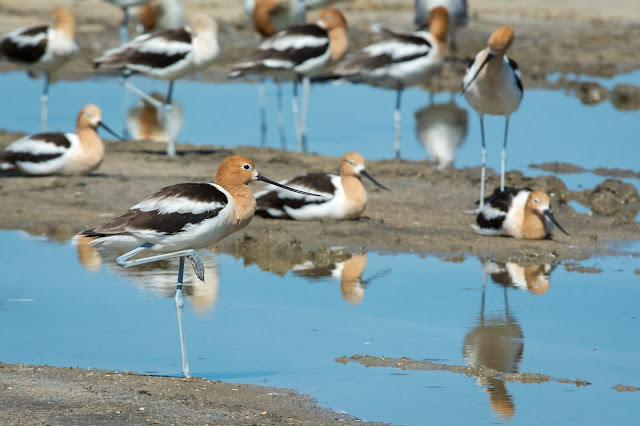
[0, 104, 122, 176]
[472, 188, 568, 239]
[0, 8, 78, 131]
[462, 25, 523, 209]
[255, 152, 388, 220]
[81, 155, 322, 378]
[334, 6, 449, 157]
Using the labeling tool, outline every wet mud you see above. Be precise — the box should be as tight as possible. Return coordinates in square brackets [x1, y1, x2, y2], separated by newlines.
[335, 354, 591, 387]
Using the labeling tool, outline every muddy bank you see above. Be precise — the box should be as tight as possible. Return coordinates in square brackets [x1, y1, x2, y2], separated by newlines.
[1, 135, 640, 264]
[0, 362, 377, 425]
[335, 354, 591, 387]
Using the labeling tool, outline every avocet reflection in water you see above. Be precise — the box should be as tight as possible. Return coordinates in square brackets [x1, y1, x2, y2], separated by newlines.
[1, 231, 640, 424]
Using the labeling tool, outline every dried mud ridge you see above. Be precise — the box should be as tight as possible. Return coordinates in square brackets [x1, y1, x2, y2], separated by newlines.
[0, 362, 379, 425]
[336, 354, 639, 392]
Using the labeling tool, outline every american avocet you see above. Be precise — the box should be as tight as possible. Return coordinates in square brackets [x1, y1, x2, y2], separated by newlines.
[133, 0, 184, 34]
[103, 0, 153, 43]
[94, 13, 219, 156]
[472, 188, 569, 239]
[334, 7, 448, 158]
[81, 155, 321, 377]
[249, 0, 306, 147]
[231, 8, 348, 152]
[415, 100, 468, 169]
[414, 0, 467, 53]
[255, 152, 388, 220]
[462, 25, 523, 209]
[0, 104, 122, 176]
[126, 92, 184, 142]
[0, 8, 78, 131]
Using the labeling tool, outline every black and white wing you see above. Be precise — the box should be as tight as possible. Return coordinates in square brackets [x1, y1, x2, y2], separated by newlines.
[0, 25, 49, 64]
[255, 172, 336, 218]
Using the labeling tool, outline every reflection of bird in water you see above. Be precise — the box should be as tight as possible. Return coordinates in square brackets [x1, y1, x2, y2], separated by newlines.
[74, 235, 220, 314]
[414, 0, 468, 54]
[482, 259, 554, 295]
[126, 93, 184, 143]
[463, 260, 525, 422]
[414, 100, 468, 169]
[293, 254, 368, 304]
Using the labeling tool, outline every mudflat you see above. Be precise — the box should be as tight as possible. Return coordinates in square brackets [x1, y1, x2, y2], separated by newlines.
[1, 0, 639, 424]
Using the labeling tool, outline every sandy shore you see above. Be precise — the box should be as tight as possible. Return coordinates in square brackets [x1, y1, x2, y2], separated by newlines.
[2, 0, 640, 424]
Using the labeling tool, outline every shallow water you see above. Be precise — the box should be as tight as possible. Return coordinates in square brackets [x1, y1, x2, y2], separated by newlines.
[1, 70, 639, 195]
[1, 230, 639, 424]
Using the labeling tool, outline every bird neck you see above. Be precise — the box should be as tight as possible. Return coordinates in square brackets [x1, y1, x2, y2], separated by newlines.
[521, 208, 546, 239]
[253, 0, 279, 37]
[328, 26, 348, 63]
[341, 175, 367, 219]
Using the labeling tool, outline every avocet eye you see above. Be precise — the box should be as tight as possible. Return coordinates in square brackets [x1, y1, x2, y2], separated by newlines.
[348, 160, 355, 166]
[243, 164, 251, 170]
[534, 198, 539, 204]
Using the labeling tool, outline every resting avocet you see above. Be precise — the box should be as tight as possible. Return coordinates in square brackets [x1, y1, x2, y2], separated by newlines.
[414, 0, 467, 53]
[0, 8, 78, 131]
[462, 25, 523, 209]
[93, 13, 219, 156]
[0, 104, 122, 176]
[231, 8, 348, 152]
[81, 155, 322, 378]
[472, 188, 568, 239]
[255, 152, 388, 220]
[334, 6, 448, 157]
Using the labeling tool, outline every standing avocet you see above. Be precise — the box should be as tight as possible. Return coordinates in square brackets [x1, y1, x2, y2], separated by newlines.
[81, 155, 321, 377]
[414, 0, 467, 53]
[248, 0, 306, 147]
[0, 8, 78, 132]
[132, 0, 184, 34]
[103, 0, 153, 43]
[93, 13, 219, 156]
[472, 188, 569, 239]
[462, 25, 523, 209]
[0, 104, 122, 176]
[255, 152, 388, 220]
[334, 7, 449, 158]
[231, 8, 348, 153]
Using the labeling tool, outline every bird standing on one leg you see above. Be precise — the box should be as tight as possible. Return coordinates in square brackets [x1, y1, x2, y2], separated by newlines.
[0, 8, 78, 132]
[462, 25, 523, 209]
[81, 155, 322, 377]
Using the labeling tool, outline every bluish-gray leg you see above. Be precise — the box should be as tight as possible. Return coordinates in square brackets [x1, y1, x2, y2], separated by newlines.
[501, 115, 510, 191]
[292, 78, 302, 151]
[41, 73, 50, 132]
[116, 244, 205, 378]
[175, 256, 190, 378]
[258, 81, 267, 147]
[276, 79, 286, 149]
[394, 88, 403, 158]
[300, 76, 310, 153]
[479, 115, 487, 210]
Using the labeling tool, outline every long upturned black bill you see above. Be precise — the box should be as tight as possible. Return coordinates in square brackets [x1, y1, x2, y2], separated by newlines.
[361, 170, 389, 190]
[544, 210, 569, 236]
[257, 174, 324, 197]
[461, 52, 494, 95]
[98, 121, 125, 141]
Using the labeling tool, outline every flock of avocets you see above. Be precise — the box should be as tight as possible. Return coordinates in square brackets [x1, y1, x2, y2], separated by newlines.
[0, 0, 570, 378]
